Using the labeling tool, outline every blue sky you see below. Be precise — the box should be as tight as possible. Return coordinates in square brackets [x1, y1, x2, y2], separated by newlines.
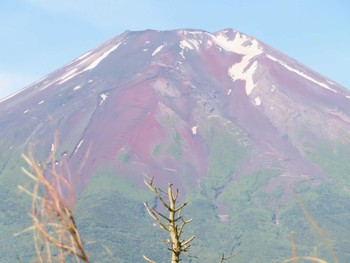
[1, 0, 349, 99]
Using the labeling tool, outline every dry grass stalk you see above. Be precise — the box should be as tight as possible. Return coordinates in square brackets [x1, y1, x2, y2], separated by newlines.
[312, 247, 318, 263]
[283, 195, 339, 263]
[17, 136, 90, 263]
[298, 197, 339, 263]
[143, 175, 195, 263]
[292, 232, 297, 263]
[284, 233, 327, 263]
[282, 256, 328, 263]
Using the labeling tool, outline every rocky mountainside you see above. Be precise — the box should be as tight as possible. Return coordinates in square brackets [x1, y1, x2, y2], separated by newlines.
[1, 29, 350, 262]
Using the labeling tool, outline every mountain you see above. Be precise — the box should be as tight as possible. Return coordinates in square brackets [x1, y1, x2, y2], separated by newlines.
[1, 29, 350, 262]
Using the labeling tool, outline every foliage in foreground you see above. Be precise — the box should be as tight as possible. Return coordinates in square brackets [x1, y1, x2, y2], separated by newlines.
[17, 141, 90, 262]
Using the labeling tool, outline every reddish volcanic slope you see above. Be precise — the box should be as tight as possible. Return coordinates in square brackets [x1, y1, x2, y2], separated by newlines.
[1, 28, 350, 195]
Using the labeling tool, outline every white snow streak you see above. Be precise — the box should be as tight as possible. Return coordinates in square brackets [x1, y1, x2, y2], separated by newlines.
[57, 68, 77, 85]
[179, 50, 185, 59]
[163, 167, 177, 172]
[213, 32, 263, 96]
[31, 75, 49, 86]
[74, 51, 92, 63]
[228, 60, 258, 96]
[184, 30, 204, 35]
[266, 54, 337, 93]
[58, 42, 123, 85]
[254, 97, 261, 106]
[152, 44, 166, 56]
[38, 100, 44, 105]
[179, 40, 194, 50]
[191, 126, 198, 135]
[213, 32, 262, 55]
[0, 86, 32, 104]
[73, 85, 82, 91]
[227, 89, 232, 95]
[99, 93, 108, 105]
[85, 43, 122, 71]
[187, 39, 201, 50]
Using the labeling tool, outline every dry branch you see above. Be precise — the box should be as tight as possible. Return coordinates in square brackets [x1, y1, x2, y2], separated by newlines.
[218, 253, 235, 263]
[143, 177, 195, 263]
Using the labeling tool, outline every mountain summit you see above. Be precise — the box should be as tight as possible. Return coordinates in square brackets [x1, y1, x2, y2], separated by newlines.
[1, 29, 350, 262]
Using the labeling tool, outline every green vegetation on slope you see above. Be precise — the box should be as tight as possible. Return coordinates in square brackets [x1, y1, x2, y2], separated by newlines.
[305, 140, 350, 185]
[0, 150, 36, 262]
[200, 116, 250, 198]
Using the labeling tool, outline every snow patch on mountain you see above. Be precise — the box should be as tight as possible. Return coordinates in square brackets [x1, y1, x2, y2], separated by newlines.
[183, 30, 204, 36]
[213, 32, 262, 56]
[188, 39, 201, 50]
[58, 42, 123, 85]
[180, 40, 194, 50]
[0, 90, 22, 104]
[30, 75, 49, 87]
[99, 93, 108, 105]
[213, 32, 263, 96]
[254, 97, 261, 106]
[152, 43, 166, 56]
[65, 51, 92, 67]
[229, 60, 258, 96]
[73, 51, 92, 64]
[191, 126, 198, 135]
[85, 43, 122, 71]
[179, 50, 186, 59]
[163, 167, 177, 172]
[179, 37, 203, 51]
[56, 68, 79, 85]
[266, 54, 337, 93]
[73, 85, 82, 91]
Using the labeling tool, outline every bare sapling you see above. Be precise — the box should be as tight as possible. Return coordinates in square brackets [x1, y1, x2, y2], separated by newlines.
[143, 176, 195, 263]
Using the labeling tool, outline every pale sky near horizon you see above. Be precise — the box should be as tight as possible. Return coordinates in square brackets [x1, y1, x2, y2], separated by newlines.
[1, 0, 349, 100]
